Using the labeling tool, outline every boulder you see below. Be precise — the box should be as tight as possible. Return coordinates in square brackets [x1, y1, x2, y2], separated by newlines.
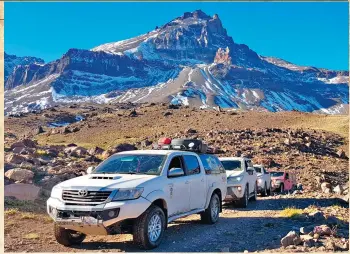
[4, 183, 41, 201]
[313, 225, 332, 236]
[87, 146, 105, 156]
[10, 139, 37, 149]
[336, 149, 346, 158]
[333, 185, 343, 195]
[20, 161, 35, 169]
[5, 168, 34, 182]
[321, 182, 331, 193]
[114, 143, 137, 153]
[281, 231, 302, 247]
[326, 215, 340, 226]
[309, 211, 325, 222]
[300, 226, 314, 235]
[185, 128, 197, 134]
[6, 154, 26, 164]
[35, 126, 45, 134]
[102, 149, 114, 160]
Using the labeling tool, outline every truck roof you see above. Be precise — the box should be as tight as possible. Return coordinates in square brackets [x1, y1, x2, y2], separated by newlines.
[253, 164, 263, 167]
[218, 157, 246, 161]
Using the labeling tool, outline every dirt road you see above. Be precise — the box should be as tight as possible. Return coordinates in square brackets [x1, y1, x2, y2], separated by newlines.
[5, 195, 348, 253]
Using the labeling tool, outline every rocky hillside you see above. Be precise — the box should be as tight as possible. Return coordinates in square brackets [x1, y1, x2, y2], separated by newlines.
[4, 52, 45, 82]
[5, 10, 348, 115]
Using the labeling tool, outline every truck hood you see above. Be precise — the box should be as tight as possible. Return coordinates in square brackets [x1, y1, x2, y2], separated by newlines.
[226, 170, 244, 178]
[56, 174, 157, 190]
[256, 173, 263, 178]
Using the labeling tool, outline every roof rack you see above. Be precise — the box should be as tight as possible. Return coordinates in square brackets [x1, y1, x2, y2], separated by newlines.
[154, 137, 214, 154]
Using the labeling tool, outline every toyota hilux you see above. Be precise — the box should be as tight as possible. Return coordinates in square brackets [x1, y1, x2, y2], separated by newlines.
[47, 138, 227, 249]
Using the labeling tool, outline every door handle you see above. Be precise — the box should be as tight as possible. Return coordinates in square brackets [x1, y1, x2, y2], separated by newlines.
[185, 180, 190, 184]
[201, 179, 204, 182]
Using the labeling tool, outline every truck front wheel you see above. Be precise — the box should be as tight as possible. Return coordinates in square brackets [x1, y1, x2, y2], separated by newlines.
[201, 193, 220, 224]
[54, 224, 86, 246]
[133, 205, 166, 250]
[236, 185, 249, 208]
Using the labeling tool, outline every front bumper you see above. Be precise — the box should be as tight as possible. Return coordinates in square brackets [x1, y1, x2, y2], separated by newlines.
[224, 185, 244, 201]
[47, 197, 152, 235]
[271, 182, 281, 190]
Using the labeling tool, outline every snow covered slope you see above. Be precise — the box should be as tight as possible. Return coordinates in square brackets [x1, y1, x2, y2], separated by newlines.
[5, 10, 349, 115]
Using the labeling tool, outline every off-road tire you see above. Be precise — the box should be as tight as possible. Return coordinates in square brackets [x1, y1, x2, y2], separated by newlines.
[54, 224, 86, 246]
[133, 205, 166, 250]
[201, 193, 220, 224]
[261, 183, 268, 197]
[279, 184, 284, 193]
[267, 182, 272, 196]
[237, 185, 249, 208]
[251, 183, 258, 201]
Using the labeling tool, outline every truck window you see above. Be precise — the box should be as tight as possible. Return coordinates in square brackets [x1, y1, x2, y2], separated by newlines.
[221, 160, 242, 171]
[199, 154, 223, 174]
[183, 155, 200, 175]
[168, 156, 183, 170]
[254, 167, 262, 173]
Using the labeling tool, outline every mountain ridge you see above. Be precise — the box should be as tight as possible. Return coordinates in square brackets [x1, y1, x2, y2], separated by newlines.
[4, 10, 349, 115]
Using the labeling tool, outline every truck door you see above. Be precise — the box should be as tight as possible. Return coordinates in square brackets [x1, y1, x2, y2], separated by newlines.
[183, 155, 206, 210]
[166, 156, 191, 216]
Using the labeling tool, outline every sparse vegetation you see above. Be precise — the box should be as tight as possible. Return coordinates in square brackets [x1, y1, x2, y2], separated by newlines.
[23, 233, 39, 240]
[280, 207, 304, 219]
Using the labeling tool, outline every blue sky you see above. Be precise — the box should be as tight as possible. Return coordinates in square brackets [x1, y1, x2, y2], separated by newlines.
[5, 2, 349, 70]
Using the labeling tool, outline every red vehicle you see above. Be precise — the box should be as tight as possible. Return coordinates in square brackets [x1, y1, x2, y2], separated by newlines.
[270, 171, 296, 193]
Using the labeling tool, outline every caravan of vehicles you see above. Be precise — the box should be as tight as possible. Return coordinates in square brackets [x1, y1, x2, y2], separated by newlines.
[47, 137, 296, 249]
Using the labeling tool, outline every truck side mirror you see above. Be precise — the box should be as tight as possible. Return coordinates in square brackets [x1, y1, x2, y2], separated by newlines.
[168, 168, 184, 177]
[87, 166, 95, 174]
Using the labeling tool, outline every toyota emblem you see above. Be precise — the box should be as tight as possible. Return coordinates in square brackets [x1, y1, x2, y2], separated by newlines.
[78, 189, 88, 197]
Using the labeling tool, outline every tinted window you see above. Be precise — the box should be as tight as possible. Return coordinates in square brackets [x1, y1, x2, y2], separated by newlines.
[254, 167, 262, 173]
[183, 155, 200, 175]
[285, 173, 289, 179]
[94, 154, 166, 175]
[271, 172, 284, 177]
[199, 154, 224, 174]
[263, 168, 269, 174]
[221, 160, 242, 171]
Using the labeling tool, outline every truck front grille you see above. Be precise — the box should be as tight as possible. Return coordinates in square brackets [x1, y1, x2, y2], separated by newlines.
[62, 190, 112, 205]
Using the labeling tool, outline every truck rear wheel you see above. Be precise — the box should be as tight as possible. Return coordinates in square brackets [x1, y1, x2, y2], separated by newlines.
[133, 205, 165, 250]
[54, 224, 86, 246]
[201, 193, 220, 224]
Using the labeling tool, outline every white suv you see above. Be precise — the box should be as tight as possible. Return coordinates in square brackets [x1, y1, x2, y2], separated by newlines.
[219, 157, 258, 208]
[253, 164, 271, 196]
[47, 139, 227, 249]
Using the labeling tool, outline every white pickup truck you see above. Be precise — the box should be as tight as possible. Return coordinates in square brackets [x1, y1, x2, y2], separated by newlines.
[47, 139, 227, 249]
[219, 157, 258, 208]
[253, 164, 271, 196]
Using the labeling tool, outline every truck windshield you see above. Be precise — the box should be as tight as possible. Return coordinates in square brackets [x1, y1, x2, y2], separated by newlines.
[93, 154, 166, 175]
[254, 167, 262, 173]
[271, 172, 284, 177]
[221, 160, 242, 171]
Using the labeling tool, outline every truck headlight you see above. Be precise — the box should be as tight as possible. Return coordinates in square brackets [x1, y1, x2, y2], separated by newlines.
[227, 176, 242, 184]
[112, 188, 144, 201]
[257, 178, 263, 183]
[274, 180, 281, 185]
[51, 186, 63, 200]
